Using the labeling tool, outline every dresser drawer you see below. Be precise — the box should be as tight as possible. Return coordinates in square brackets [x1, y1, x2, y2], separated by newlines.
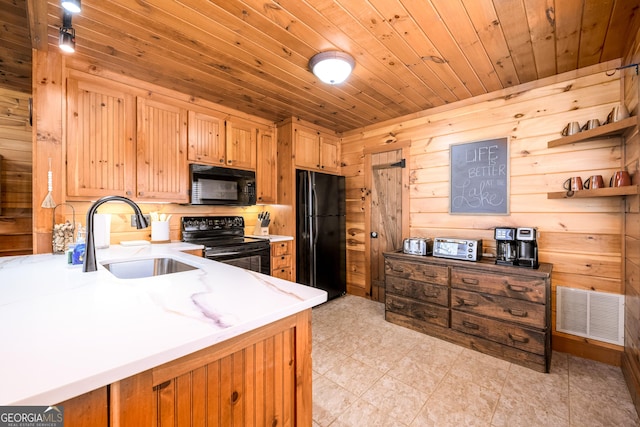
[386, 276, 449, 307]
[451, 289, 546, 329]
[451, 268, 547, 303]
[386, 294, 449, 328]
[384, 259, 449, 286]
[451, 311, 547, 355]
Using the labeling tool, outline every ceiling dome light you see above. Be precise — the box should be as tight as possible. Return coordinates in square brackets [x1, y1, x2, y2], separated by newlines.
[61, 0, 81, 13]
[309, 51, 355, 85]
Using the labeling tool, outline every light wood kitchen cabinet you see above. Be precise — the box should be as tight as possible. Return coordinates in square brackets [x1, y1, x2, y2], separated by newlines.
[187, 110, 225, 165]
[384, 252, 552, 372]
[294, 124, 340, 173]
[136, 97, 188, 203]
[66, 77, 136, 199]
[256, 127, 277, 204]
[271, 240, 293, 281]
[66, 74, 188, 203]
[225, 118, 257, 170]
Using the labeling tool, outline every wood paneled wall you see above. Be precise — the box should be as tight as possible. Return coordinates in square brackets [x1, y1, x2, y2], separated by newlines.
[622, 13, 640, 417]
[342, 59, 630, 364]
[0, 87, 32, 256]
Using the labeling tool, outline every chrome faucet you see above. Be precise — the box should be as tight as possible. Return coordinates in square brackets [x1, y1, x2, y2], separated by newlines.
[83, 196, 149, 272]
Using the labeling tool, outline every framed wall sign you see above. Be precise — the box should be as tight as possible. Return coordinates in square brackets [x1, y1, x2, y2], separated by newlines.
[449, 137, 509, 215]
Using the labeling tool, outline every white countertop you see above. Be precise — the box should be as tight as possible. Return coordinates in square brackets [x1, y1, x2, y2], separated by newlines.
[0, 242, 326, 405]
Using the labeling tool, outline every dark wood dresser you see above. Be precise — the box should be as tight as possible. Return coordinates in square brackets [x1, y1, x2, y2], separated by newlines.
[384, 251, 552, 372]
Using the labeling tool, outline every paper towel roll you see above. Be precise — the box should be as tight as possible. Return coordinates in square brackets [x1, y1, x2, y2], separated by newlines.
[93, 213, 112, 249]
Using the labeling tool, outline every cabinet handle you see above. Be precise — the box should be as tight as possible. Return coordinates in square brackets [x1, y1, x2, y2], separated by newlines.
[281, 256, 285, 260]
[508, 308, 528, 318]
[231, 390, 240, 404]
[507, 284, 531, 293]
[422, 291, 439, 299]
[508, 333, 530, 343]
[421, 270, 437, 278]
[417, 312, 438, 319]
[391, 267, 405, 273]
[126, 190, 132, 196]
[461, 277, 479, 285]
[462, 320, 480, 330]
[457, 298, 478, 307]
[138, 191, 144, 196]
[390, 302, 405, 310]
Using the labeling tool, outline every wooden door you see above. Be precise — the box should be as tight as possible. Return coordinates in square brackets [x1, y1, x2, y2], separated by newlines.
[136, 97, 188, 202]
[256, 127, 277, 203]
[66, 77, 135, 199]
[187, 110, 225, 165]
[293, 126, 320, 169]
[225, 118, 257, 170]
[369, 150, 404, 302]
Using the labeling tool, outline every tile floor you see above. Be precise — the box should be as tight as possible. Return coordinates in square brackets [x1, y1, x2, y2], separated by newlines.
[311, 295, 639, 427]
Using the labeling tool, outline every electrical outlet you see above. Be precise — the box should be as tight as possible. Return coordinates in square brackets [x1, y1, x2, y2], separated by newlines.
[130, 214, 151, 227]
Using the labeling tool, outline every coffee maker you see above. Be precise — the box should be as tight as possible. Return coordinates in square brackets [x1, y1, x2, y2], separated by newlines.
[494, 227, 517, 266]
[516, 227, 538, 268]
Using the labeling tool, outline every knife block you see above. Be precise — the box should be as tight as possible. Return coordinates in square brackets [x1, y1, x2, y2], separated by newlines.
[253, 225, 269, 236]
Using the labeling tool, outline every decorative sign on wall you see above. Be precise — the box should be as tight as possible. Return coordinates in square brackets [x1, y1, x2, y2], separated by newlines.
[449, 137, 509, 215]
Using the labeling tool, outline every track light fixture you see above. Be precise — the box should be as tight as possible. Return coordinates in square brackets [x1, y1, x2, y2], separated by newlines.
[61, 0, 81, 14]
[308, 51, 355, 85]
[59, 12, 76, 53]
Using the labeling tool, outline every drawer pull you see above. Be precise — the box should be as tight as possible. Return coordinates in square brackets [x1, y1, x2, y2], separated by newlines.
[417, 312, 439, 319]
[508, 333, 530, 344]
[462, 320, 480, 330]
[507, 284, 531, 293]
[457, 298, 478, 307]
[421, 270, 438, 278]
[508, 308, 528, 318]
[154, 380, 171, 391]
[423, 291, 439, 299]
[391, 267, 406, 273]
[390, 302, 405, 310]
[461, 278, 479, 285]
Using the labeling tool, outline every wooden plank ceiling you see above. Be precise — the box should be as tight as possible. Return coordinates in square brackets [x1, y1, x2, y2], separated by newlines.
[3, 0, 640, 132]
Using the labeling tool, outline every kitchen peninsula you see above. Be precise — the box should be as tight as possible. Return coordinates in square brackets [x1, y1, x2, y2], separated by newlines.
[0, 243, 326, 425]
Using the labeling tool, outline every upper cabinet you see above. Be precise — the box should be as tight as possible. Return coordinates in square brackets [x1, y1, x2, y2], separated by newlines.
[187, 110, 225, 165]
[293, 124, 340, 174]
[136, 97, 188, 202]
[226, 118, 257, 170]
[256, 126, 277, 204]
[66, 77, 136, 199]
[66, 74, 188, 202]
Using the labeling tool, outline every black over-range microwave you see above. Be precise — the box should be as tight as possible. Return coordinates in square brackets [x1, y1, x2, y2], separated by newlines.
[189, 164, 256, 206]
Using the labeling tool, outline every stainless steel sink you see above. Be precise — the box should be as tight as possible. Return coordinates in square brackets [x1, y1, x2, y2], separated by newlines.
[102, 257, 199, 279]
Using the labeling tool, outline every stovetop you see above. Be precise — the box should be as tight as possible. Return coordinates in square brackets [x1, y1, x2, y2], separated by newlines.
[181, 215, 269, 248]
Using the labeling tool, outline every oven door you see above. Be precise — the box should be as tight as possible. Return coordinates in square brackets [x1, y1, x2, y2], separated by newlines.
[205, 244, 270, 275]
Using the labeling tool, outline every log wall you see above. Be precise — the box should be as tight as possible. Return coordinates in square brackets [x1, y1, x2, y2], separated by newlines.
[622, 12, 640, 417]
[342, 60, 631, 364]
[0, 87, 32, 256]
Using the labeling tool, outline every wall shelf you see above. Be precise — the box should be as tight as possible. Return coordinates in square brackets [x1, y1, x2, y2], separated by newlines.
[547, 185, 639, 199]
[547, 116, 637, 148]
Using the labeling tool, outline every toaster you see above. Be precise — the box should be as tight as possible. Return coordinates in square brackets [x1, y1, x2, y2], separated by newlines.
[403, 237, 433, 256]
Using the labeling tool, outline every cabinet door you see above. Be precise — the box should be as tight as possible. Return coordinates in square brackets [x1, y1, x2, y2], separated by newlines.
[294, 126, 320, 169]
[319, 134, 340, 172]
[66, 78, 135, 198]
[187, 111, 225, 165]
[256, 127, 277, 204]
[225, 118, 256, 170]
[137, 97, 188, 202]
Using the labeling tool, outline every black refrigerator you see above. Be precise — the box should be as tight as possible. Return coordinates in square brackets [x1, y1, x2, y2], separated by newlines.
[296, 169, 346, 300]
